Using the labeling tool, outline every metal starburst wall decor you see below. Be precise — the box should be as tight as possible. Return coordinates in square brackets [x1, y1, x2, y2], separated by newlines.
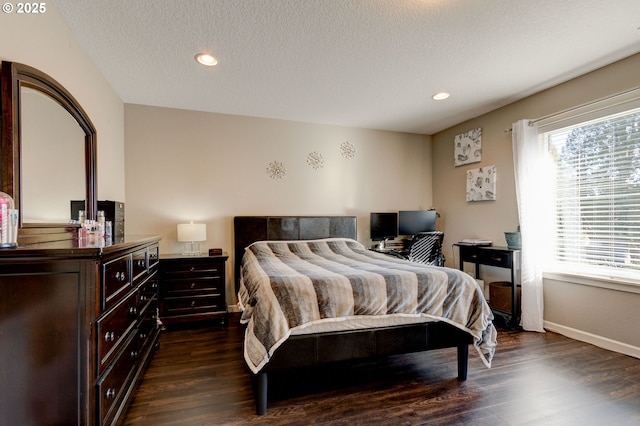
[266, 160, 287, 180]
[340, 141, 356, 159]
[306, 151, 324, 169]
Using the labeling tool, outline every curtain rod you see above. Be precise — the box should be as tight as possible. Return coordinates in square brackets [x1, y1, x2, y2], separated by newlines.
[504, 85, 640, 133]
[529, 85, 640, 126]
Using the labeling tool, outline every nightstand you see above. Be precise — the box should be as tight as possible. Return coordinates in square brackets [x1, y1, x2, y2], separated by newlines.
[158, 253, 228, 326]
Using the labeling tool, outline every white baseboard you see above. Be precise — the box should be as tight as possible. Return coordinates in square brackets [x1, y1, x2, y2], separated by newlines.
[544, 321, 640, 359]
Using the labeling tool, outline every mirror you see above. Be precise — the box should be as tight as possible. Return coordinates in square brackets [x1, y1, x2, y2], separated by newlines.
[0, 61, 97, 234]
[21, 87, 86, 222]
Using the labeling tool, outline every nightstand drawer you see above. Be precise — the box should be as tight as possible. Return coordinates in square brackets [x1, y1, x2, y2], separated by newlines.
[162, 259, 223, 276]
[164, 277, 222, 295]
[164, 295, 225, 315]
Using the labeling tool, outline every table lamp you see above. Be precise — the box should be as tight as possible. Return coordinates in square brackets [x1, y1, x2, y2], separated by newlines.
[177, 221, 206, 256]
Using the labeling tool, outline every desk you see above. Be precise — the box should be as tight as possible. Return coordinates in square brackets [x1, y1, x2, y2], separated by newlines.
[370, 247, 409, 259]
[455, 244, 521, 327]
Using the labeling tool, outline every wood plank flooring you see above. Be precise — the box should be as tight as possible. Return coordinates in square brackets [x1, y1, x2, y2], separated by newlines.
[123, 314, 640, 425]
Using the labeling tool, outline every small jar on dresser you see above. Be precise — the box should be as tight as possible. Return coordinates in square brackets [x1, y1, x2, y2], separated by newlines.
[158, 253, 228, 326]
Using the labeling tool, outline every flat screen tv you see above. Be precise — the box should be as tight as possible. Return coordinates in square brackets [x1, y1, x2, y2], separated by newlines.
[398, 210, 437, 236]
[370, 212, 398, 242]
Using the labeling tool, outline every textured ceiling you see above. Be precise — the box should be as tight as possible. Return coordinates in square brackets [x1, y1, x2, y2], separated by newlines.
[51, 0, 640, 135]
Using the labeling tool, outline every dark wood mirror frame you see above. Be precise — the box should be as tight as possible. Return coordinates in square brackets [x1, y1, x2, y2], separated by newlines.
[0, 61, 97, 243]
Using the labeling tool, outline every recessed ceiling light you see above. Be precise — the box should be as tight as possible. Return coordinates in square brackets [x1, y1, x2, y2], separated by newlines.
[432, 92, 450, 100]
[195, 53, 218, 66]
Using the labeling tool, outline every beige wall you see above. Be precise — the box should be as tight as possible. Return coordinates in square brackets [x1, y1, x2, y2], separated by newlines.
[124, 104, 432, 305]
[432, 53, 640, 355]
[0, 6, 126, 203]
[7, 3, 637, 355]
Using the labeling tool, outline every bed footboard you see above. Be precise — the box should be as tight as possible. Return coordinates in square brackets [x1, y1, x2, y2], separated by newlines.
[253, 322, 473, 415]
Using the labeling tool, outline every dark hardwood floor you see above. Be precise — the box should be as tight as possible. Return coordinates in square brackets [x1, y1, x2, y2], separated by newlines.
[123, 314, 640, 425]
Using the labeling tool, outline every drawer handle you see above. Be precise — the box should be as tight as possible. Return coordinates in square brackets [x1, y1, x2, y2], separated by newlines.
[191, 301, 196, 307]
[129, 306, 138, 316]
[139, 333, 147, 340]
[491, 256, 503, 262]
[104, 332, 115, 342]
[140, 295, 147, 303]
[190, 282, 196, 289]
[137, 260, 145, 267]
[189, 266, 195, 272]
[115, 271, 126, 282]
[106, 388, 116, 399]
[130, 350, 139, 360]
[151, 282, 158, 289]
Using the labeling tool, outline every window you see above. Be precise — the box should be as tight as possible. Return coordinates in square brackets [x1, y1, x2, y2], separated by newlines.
[543, 107, 640, 277]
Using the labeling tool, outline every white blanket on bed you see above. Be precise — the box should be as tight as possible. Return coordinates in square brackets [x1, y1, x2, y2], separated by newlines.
[238, 238, 496, 373]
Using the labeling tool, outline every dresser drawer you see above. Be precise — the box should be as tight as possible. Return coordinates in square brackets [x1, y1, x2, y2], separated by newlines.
[164, 295, 225, 315]
[96, 332, 139, 426]
[138, 275, 158, 310]
[102, 254, 131, 310]
[96, 291, 139, 374]
[132, 248, 148, 283]
[148, 245, 159, 269]
[137, 303, 158, 355]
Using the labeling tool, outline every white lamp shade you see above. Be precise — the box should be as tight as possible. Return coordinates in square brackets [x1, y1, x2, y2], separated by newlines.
[177, 223, 207, 242]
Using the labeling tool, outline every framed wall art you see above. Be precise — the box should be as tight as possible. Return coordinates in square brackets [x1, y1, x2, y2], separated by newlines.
[454, 128, 482, 166]
[466, 165, 496, 201]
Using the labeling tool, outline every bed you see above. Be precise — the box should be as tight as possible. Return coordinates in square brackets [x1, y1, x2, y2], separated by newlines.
[234, 216, 496, 415]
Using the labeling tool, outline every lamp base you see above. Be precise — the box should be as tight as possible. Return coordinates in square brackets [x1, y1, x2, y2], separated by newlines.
[182, 241, 202, 256]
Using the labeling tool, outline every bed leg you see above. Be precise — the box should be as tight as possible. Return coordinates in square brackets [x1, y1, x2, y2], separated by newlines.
[457, 344, 469, 381]
[256, 371, 268, 415]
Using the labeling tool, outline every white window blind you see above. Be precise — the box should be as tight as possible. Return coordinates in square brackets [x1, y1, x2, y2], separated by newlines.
[544, 107, 640, 275]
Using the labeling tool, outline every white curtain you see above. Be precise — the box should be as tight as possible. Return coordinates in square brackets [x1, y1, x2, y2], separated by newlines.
[512, 119, 547, 332]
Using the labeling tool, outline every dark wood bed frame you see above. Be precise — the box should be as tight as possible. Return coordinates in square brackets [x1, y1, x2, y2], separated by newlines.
[234, 216, 473, 415]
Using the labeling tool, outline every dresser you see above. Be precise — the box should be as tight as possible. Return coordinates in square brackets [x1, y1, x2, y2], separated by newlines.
[159, 253, 228, 325]
[0, 235, 161, 426]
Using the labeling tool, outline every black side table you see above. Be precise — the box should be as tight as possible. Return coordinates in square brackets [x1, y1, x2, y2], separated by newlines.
[455, 244, 521, 327]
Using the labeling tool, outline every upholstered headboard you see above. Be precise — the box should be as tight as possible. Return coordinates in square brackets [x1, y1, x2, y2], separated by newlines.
[233, 216, 357, 292]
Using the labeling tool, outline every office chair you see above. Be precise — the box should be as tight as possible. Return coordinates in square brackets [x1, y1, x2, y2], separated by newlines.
[408, 231, 445, 267]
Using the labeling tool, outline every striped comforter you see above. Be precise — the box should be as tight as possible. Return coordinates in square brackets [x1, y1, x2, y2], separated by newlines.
[238, 238, 496, 374]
